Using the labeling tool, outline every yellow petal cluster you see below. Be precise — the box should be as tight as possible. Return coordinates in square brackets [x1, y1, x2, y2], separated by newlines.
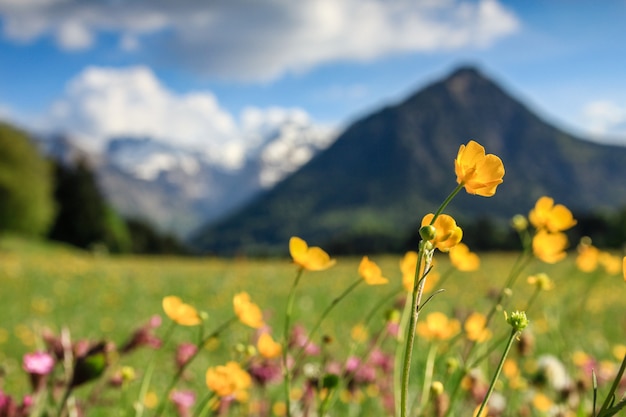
[289, 236, 336, 271]
[529, 196, 577, 232]
[532, 230, 568, 264]
[449, 243, 480, 271]
[400, 251, 439, 293]
[205, 361, 251, 400]
[464, 312, 492, 343]
[233, 292, 264, 329]
[576, 240, 600, 272]
[416, 312, 460, 341]
[527, 273, 554, 291]
[257, 333, 282, 359]
[421, 214, 463, 252]
[358, 256, 389, 285]
[162, 296, 202, 326]
[455, 140, 505, 197]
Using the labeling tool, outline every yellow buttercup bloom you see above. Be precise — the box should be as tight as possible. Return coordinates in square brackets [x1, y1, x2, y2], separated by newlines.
[206, 361, 251, 400]
[527, 273, 554, 291]
[416, 312, 460, 341]
[289, 236, 336, 271]
[233, 292, 264, 329]
[454, 140, 505, 197]
[532, 230, 568, 264]
[576, 240, 599, 272]
[464, 312, 492, 343]
[599, 252, 622, 275]
[162, 296, 202, 326]
[257, 333, 282, 359]
[449, 243, 480, 271]
[421, 213, 463, 252]
[358, 256, 389, 285]
[529, 196, 577, 232]
[623, 256, 626, 282]
[400, 251, 440, 292]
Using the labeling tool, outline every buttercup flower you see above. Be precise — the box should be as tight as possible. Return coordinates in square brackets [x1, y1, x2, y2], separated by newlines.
[257, 333, 282, 359]
[449, 243, 480, 271]
[598, 252, 621, 275]
[575, 239, 599, 272]
[527, 273, 554, 291]
[162, 296, 202, 326]
[233, 292, 264, 329]
[358, 256, 389, 285]
[400, 251, 439, 292]
[455, 140, 505, 197]
[623, 256, 626, 282]
[532, 230, 568, 264]
[289, 236, 336, 271]
[206, 361, 251, 401]
[464, 312, 492, 343]
[416, 312, 460, 341]
[529, 196, 577, 232]
[421, 213, 463, 252]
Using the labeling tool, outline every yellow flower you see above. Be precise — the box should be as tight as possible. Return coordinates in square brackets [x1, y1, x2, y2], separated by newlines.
[416, 312, 460, 341]
[350, 324, 369, 343]
[623, 256, 626, 282]
[449, 243, 480, 271]
[162, 296, 202, 326]
[289, 236, 336, 271]
[576, 239, 599, 272]
[532, 230, 568, 264]
[529, 196, 577, 232]
[257, 333, 282, 359]
[464, 312, 492, 343]
[358, 256, 389, 285]
[421, 213, 463, 252]
[454, 140, 505, 197]
[233, 292, 264, 329]
[532, 392, 553, 412]
[400, 251, 439, 292]
[527, 273, 554, 291]
[599, 252, 622, 275]
[206, 361, 251, 400]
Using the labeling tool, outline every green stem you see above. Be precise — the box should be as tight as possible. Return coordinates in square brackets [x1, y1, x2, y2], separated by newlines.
[400, 243, 432, 417]
[475, 329, 518, 417]
[153, 317, 237, 417]
[294, 278, 363, 366]
[282, 268, 304, 417]
[417, 342, 438, 415]
[430, 184, 465, 224]
[523, 288, 541, 314]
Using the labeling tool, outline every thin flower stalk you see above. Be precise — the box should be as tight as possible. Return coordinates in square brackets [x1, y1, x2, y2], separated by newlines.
[417, 342, 439, 415]
[153, 316, 238, 417]
[282, 267, 303, 417]
[475, 327, 519, 417]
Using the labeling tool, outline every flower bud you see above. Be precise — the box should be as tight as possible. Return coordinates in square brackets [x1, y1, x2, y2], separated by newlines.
[506, 311, 529, 332]
[511, 215, 528, 232]
[420, 225, 437, 241]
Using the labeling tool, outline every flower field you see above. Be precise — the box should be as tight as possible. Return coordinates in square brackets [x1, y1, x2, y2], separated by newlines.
[1, 141, 625, 417]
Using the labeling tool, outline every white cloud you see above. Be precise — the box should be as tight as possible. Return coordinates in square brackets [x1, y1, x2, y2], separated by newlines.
[582, 100, 626, 139]
[0, 0, 520, 80]
[41, 66, 335, 171]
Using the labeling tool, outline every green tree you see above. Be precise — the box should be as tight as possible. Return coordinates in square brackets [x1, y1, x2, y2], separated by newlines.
[48, 159, 131, 253]
[0, 122, 56, 236]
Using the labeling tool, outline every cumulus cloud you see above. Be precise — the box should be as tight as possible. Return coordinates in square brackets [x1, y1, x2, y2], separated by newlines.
[0, 0, 519, 80]
[582, 100, 626, 140]
[41, 66, 334, 170]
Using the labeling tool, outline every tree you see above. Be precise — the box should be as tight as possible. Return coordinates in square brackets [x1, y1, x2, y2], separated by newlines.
[48, 158, 131, 252]
[0, 122, 55, 236]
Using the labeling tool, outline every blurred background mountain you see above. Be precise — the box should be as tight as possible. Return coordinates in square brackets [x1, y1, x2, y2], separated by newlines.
[3, 66, 626, 255]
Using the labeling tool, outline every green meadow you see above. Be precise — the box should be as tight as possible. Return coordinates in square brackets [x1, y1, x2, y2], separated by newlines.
[1, 234, 624, 416]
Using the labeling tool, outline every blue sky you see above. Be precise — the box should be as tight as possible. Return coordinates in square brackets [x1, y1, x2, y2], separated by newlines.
[1, 0, 626, 161]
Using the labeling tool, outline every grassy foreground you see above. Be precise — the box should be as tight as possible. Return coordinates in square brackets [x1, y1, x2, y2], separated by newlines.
[1, 235, 624, 416]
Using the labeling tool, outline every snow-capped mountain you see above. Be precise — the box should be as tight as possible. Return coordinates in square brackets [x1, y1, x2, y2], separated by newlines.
[40, 119, 337, 238]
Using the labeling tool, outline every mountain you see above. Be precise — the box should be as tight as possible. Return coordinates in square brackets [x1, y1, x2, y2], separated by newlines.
[190, 66, 626, 255]
[38, 117, 336, 237]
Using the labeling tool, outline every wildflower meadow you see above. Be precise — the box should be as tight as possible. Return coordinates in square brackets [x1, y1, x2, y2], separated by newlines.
[1, 140, 625, 417]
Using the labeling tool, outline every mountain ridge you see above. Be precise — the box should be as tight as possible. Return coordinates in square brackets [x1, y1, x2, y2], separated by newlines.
[190, 66, 626, 255]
